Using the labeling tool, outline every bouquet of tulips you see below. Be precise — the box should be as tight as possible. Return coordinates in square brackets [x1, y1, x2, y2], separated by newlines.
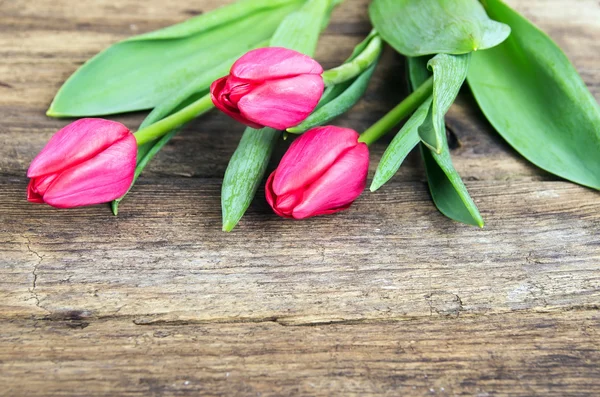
[27, 0, 600, 231]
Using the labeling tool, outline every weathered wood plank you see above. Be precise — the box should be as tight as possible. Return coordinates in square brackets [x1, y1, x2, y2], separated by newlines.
[1, 177, 598, 322]
[0, 0, 599, 395]
[1, 311, 599, 397]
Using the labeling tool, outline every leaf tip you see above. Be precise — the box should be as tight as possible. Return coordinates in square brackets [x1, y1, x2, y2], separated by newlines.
[222, 220, 237, 232]
[286, 127, 303, 134]
[369, 181, 382, 192]
[111, 201, 120, 216]
[46, 107, 59, 118]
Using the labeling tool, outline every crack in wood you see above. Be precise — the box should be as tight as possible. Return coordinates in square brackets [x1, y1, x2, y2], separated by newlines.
[24, 236, 48, 312]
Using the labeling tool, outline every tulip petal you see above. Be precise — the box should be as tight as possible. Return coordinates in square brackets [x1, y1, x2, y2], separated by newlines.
[238, 74, 324, 130]
[272, 126, 360, 196]
[29, 174, 58, 197]
[210, 76, 264, 129]
[225, 77, 257, 104]
[265, 171, 292, 218]
[27, 179, 45, 203]
[231, 47, 323, 82]
[292, 143, 369, 219]
[28, 119, 131, 178]
[42, 135, 137, 208]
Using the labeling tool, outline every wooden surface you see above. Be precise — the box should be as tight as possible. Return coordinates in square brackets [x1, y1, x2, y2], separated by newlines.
[1, 0, 599, 396]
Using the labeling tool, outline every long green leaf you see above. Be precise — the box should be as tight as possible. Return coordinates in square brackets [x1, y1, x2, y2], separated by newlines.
[369, 0, 510, 57]
[468, 0, 600, 190]
[371, 97, 431, 191]
[47, 0, 303, 117]
[368, 56, 431, 192]
[321, 35, 382, 86]
[407, 56, 432, 89]
[418, 53, 471, 153]
[411, 58, 483, 227]
[421, 142, 484, 228]
[222, 128, 280, 232]
[270, 0, 331, 54]
[128, 0, 299, 41]
[221, 0, 337, 231]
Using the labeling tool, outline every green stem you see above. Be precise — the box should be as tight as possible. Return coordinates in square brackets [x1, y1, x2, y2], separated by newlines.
[322, 35, 383, 86]
[359, 76, 433, 146]
[134, 94, 214, 146]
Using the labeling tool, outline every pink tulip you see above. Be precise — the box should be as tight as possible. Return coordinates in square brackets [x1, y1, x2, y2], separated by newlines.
[266, 126, 369, 219]
[27, 118, 137, 208]
[210, 47, 324, 130]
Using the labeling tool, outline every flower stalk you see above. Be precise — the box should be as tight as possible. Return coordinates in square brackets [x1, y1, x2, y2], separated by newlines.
[322, 34, 383, 86]
[359, 76, 433, 146]
[133, 94, 214, 146]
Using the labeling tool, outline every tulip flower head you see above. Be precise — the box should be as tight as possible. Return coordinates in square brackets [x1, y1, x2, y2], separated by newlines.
[211, 47, 324, 130]
[266, 126, 369, 219]
[27, 118, 137, 208]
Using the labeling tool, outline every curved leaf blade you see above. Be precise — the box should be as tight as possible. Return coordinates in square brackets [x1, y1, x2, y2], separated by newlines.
[409, 57, 484, 227]
[270, 0, 332, 54]
[371, 97, 432, 191]
[130, 0, 300, 41]
[369, 0, 510, 57]
[421, 141, 484, 228]
[418, 53, 470, 153]
[222, 128, 280, 232]
[468, 0, 600, 190]
[47, 1, 302, 117]
[408, 56, 432, 89]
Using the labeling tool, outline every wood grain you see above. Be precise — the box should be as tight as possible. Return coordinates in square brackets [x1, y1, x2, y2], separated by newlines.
[1, 312, 599, 397]
[0, 0, 599, 396]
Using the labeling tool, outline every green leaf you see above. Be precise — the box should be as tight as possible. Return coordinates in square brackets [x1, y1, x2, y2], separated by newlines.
[418, 53, 470, 153]
[407, 56, 432, 89]
[222, 128, 279, 232]
[345, 30, 379, 63]
[421, 141, 484, 228]
[369, 56, 431, 192]
[411, 57, 484, 227]
[369, 0, 510, 57]
[221, 0, 339, 231]
[47, 0, 303, 117]
[270, 0, 332, 55]
[288, 62, 378, 133]
[321, 35, 383, 86]
[468, 0, 600, 190]
[370, 97, 432, 191]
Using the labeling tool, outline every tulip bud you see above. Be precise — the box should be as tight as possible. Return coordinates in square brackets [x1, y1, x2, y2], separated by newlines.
[27, 118, 137, 208]
[210, 47, 325, 130]
[266, 126, 369, 219]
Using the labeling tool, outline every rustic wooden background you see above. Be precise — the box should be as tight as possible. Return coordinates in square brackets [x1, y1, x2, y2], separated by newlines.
[1, 0, 599, 395]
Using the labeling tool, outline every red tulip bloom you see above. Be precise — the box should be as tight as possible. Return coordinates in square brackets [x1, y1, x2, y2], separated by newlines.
[27, 118, 137, 208]
[211, 47, 324, 130]
[266, 126, 369, 219]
